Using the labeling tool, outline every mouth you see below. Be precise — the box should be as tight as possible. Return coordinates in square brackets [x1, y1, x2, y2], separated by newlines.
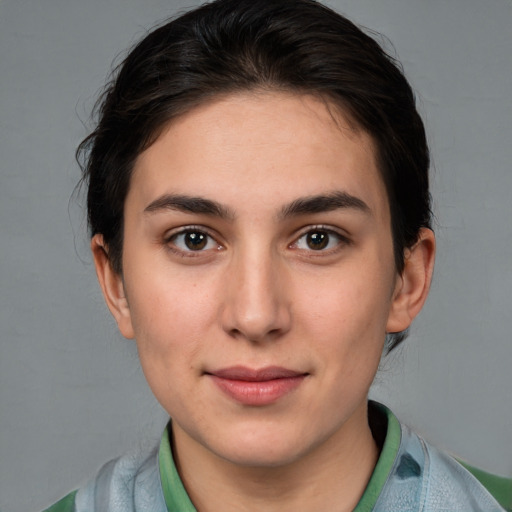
[205, 366, 308, 406]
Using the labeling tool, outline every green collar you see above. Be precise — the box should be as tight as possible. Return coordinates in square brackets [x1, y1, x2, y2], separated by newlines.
[158, 427, 197, 511]
[158, 402, 401, 512]
[353, 402, 401, 512]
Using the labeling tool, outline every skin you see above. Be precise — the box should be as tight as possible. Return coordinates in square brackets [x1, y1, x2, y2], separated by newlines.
[93, 92, 435, 511]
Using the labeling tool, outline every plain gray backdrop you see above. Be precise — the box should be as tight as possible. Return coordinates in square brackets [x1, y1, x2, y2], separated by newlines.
[1, 1, 511, 511]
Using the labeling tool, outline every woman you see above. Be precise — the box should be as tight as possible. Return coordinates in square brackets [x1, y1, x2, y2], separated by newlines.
[44, 0, 507, 510]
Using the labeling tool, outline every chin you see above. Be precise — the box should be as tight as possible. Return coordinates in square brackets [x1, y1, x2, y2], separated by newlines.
[218, 443, 305, 469]
[208, 424, 319, 469]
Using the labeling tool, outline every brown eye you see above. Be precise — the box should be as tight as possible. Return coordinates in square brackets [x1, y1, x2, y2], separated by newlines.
[294, 228, 347, 252]
[170, 230, 218, 252]
[306, 231, 329, 250]
[184, 232, 207, 250]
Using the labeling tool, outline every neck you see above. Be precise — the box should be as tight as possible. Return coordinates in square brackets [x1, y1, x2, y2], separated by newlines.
[172, 403, 379, 512]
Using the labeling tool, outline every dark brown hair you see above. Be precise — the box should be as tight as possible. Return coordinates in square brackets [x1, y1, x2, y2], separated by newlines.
[78, 0, 432, 351]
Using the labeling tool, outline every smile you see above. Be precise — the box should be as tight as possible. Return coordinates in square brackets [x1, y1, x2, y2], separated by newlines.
[206, 366, 308, 406]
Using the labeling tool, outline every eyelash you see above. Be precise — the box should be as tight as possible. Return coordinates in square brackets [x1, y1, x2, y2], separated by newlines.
[290, 225, 350, 254]
[164, 226, 223, 257]
[163, 225, 350, 258]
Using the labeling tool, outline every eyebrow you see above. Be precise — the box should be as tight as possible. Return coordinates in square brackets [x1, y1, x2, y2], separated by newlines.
[144, 191, 370, 220]
[144, 194, 235, 220]
[278, 191, 370, 219]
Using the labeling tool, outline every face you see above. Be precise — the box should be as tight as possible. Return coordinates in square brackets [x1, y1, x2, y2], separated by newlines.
[97, 92, 422, 468]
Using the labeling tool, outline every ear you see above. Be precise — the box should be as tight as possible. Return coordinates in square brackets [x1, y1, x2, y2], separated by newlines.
[91, 234, 135, 339]
[386, 228, 436, 333]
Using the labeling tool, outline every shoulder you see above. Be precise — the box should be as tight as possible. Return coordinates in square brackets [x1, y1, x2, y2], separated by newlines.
[419, 431, 506, 511]
[374, 421, 506, 511]
[421, 436, 507, 510]
[42, 443, 168, 512]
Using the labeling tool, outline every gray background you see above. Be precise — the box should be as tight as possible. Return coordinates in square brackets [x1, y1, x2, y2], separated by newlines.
[1, 1, 511, 510]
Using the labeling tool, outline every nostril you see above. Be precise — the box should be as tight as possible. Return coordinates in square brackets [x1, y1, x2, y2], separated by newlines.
[228, 327, 242, 338]
[227, 325, 287, 344]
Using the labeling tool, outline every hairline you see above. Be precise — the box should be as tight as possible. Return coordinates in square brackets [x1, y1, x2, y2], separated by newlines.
[109, 87, 400, 275]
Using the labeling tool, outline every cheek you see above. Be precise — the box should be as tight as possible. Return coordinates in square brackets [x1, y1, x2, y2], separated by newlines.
[296, 255, 394, 368]
[124, 266, 218, 371]
[124, 276, 213, 416]
[304, 261, 394, 333]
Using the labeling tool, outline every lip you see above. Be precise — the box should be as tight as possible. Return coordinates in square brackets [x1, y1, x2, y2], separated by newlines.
[206, 366, 307, 406]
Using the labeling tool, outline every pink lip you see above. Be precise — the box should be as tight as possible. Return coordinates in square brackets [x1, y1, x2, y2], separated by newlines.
[207, 366, 307, 406]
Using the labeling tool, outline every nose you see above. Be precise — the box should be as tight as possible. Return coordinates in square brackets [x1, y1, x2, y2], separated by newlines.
[220, 246, 292, 343]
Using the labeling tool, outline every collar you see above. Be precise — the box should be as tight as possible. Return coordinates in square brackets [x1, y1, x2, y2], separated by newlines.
[158, 401, 402, 512]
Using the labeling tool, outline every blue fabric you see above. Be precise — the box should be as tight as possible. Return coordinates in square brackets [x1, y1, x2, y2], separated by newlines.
[374, 422, 504, 511]
[73, 446, 168, 511]
[65, 406, 504, 512]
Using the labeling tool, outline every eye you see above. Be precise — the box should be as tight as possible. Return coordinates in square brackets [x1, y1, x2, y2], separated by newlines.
[293, 228, 347, 251]
[168, 229, 219, 252]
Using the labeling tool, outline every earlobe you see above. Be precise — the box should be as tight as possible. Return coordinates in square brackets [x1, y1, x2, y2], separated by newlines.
[386, 228, 436, 334]
[91, 234, 135, 339]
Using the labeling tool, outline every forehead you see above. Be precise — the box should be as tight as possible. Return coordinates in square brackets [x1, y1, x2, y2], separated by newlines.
[129, 92, 389, 222]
